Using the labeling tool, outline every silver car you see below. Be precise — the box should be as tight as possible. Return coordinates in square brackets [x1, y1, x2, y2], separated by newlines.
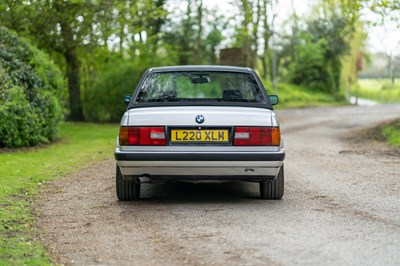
[114, 66, 285, 200]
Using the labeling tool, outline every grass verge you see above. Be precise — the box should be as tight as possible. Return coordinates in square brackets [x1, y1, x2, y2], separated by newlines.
[0, 123, 117, 265]
[263, 81, 346, 108]
[381, 120, 400, 147]
[352, 79, 400, 103]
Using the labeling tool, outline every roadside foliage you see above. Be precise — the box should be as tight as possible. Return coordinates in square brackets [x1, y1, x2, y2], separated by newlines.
[83, 61, 145, 123]
[0, 123, 117, 265]
[0, 27, 65, 148]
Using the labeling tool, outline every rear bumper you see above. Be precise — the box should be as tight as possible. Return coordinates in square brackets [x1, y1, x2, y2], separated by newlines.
[115, 150, 285, 181]
[114, 151, 285, 161]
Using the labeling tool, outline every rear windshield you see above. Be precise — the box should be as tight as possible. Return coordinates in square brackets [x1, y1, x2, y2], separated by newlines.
[134, 71, 267, 104]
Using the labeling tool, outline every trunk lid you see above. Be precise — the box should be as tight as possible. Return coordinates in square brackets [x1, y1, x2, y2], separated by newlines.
[124, 106, 273, 126]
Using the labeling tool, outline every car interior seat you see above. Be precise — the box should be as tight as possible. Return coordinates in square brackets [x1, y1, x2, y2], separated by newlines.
[159, 90, 177, 100]
[222, 89, 243, 100]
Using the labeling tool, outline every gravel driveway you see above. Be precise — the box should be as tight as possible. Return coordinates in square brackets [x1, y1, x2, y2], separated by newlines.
[36, 104, 400, 266]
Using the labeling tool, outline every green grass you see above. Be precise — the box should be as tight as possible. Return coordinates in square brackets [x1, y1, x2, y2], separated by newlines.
[0, 123, 117, 265]
[263, 81, 346, 108]
[358, 79, 400, 91]
[352, 79, 400, 103]
[381, 120, 400, 147]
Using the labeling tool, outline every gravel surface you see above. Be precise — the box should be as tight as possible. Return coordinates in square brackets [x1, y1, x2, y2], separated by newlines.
[36, 104, 400, 266]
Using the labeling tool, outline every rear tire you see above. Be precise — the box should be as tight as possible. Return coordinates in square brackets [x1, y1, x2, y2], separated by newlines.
[260, 165, 284, 199]
[116, 164, 140, 201]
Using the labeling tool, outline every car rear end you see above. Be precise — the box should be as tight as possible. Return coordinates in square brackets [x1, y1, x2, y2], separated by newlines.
[114, 66, 285, 200]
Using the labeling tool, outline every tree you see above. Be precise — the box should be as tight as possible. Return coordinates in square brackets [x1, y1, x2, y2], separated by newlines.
[283, 14, 352, 94]
[162, 0, 224, 65]
[310, 15, 353, 93]
[286, 33, 332, 92]
[261, 0, 274, 80]
[0, 0, 168, 121]
[231, 0, 263, 68]
[340, 21, 367, 99]
[368, 0, 400, 23]
[1, 1, 99, 120]
[195, 0, 204, 64]
[230, 0, 278, 76]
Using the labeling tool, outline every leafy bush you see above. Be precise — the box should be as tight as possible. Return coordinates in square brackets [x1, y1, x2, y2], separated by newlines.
[0, 27, 64, 148]
[286, 34, 333, 92]
[381, 120, 400, 147]
[83, 61, 145, 122]
[285, 16, 351, 95]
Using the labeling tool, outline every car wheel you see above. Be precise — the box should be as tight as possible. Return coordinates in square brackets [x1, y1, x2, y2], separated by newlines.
[260, 165, 284, 199]
[116, 164, 140, 201]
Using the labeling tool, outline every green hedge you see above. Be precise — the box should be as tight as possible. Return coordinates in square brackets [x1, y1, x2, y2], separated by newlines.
[0, 27, 64, 148]
[83, 61, 145, 122]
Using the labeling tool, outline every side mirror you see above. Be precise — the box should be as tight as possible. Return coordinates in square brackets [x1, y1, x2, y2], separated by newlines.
[124, 95, 132, 106]
[268, 95, 278, 106]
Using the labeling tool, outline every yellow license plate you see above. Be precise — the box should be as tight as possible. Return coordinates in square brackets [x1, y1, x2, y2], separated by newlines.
[171, 129, 229, 142]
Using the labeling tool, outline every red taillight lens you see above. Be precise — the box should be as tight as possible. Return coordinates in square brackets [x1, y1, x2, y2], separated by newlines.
[128, 127, 140, 144]
[234, 127, 280, 146]
[119, 126, 166, 145]
[139, 127, 151, 144]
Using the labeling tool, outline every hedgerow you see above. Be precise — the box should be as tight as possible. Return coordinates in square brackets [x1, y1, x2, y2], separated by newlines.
[0, 27, 65, 148]
[83, 61, 144, 122]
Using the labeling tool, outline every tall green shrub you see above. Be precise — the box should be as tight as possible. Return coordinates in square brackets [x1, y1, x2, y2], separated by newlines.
[285, 16, 351, 95]
[0, 27, 64, 148]
[287, 33, 333, 92]
[83, 62, 145, 122]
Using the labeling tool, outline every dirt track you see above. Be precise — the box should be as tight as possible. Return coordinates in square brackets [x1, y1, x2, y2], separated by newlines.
[36, 104, 400, 266]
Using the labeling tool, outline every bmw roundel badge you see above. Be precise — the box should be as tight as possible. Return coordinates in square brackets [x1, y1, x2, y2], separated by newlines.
[195, 115, 205, 124]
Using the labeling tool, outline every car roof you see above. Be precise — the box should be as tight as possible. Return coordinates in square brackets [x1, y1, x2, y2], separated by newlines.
[148, 65, 254, 73]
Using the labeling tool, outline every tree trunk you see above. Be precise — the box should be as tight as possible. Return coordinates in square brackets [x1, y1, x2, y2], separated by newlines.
[195, 0, 203, 64]
[389, 52, 395, 86]
[262, 0, 271, 80]
[149, 0, 166, 54]
[60, 20, 84, 121]
[252, 0, 261, 68]
[240, 0, 253, 68]
[179, 0, 192, 65]
[64, 48, 84, 121]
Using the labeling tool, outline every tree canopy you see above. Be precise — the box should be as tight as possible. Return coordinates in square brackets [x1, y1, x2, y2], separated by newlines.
[0, 0, 398, 124]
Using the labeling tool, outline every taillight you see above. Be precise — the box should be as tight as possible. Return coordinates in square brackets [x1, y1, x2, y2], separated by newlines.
[233, 127, 280, 146]
[271, 127, 281, 146]
[119, 126, 166, 145]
